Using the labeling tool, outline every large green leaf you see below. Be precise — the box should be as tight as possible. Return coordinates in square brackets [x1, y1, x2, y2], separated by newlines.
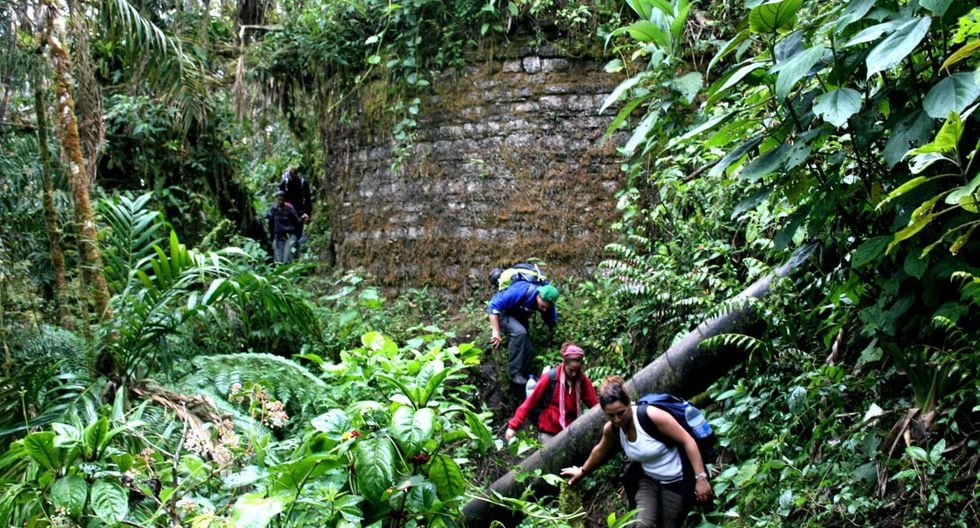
[599, 74, 646, 114]
[463, 409, 494, 453]
[403, 475, 438, 513]
[626, 0, 654, 20]
[355, 437, 398, 504]
[812, 88, 863, 127]
[866, 17, 932, 79]
[90, 480, 129, 524]
[51, 475, 88, 517]
[946, 174, 980, 206]
[941, 40, 980, 71]
[391, 406, 435, 456]
[624, 110, 660, 155]
[884, 110, 934, 168]
[709, 136, 763, 177]
[83, 417, 109, 460]
[772, 45, 828, 99]
[707, 61, 767, 104]
[426, 454, 466, 501]
[879, 176, 930, 208]
[741, 143, 791, 182]
[852, 236, 892, 268]
[22, 431, 61, 470]
[844, 20, 902, 47]
[886, 195, 943, 254]
[748, 0, 803, 34]
[230, 493, 284, 528]
[923, 73, 980, 118]
[834, 0, 876, 34]
[920, 0, 954, 16]
[627, 20, 671, 48]
[669, 71, 703, 104]
[311, 409, 352, 436]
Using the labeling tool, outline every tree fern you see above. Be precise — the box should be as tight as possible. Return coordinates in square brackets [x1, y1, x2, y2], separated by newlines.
[0, 325, 100, 441]
[180, 353, 333, 424]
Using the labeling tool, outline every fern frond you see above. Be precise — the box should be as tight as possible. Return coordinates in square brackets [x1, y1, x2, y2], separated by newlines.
[180, 353, 332, 423]
[699, 333, 766, 355]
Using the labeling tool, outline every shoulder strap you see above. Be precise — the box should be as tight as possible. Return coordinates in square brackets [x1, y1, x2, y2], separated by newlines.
[636, 403, 674, 446]
[520, 283, 537, 304]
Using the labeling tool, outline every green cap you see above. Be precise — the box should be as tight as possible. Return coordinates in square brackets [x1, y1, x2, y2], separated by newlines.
[537, 284, 559, 303]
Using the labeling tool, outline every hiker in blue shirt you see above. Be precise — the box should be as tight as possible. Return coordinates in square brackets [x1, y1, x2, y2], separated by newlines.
[488, 281, 559, 386]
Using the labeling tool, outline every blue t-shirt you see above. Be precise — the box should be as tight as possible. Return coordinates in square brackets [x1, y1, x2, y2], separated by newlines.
[487, 281, 557, 326]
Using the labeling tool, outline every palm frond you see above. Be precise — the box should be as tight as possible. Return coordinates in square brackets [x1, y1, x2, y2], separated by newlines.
[98, 192, 167, 292]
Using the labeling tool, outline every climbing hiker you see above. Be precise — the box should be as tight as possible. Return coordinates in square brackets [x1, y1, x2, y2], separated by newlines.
[561, 376, 712, 528]
[266, 190, 302, 264]
[278, 167, 312, 238]
[487, 275, 559, 386]
[504, 342, 599, 444]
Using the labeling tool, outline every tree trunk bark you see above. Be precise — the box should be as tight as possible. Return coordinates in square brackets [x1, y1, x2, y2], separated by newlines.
[461, 244, 817, 526]
[67, 0, 103, 185]
[34, 72, 72, 329]
[43, 0, 112, 320]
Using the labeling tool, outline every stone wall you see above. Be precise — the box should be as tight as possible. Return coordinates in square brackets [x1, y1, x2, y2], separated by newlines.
[324, 49, 626, 295]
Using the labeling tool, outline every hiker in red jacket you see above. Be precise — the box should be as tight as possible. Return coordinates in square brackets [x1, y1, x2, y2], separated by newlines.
[504, 343, 599, 444]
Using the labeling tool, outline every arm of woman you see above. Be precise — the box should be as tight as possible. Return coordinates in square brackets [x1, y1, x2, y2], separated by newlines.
[646, 407, 713, 502]
[505, 376, 549, 439]
[561, 422, 617, 485]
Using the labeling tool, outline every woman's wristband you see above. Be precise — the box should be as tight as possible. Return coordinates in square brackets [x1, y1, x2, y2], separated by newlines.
[694, 472, 708, 481]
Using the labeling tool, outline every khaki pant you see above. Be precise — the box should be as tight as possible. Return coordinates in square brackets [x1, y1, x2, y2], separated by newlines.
[633, 476, 688, 528]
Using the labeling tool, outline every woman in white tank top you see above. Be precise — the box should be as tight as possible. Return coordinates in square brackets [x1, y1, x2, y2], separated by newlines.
[562, 376, 712, 528]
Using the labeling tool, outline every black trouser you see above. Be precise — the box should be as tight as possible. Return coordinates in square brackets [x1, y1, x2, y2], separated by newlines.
[499, 312, 532, 378]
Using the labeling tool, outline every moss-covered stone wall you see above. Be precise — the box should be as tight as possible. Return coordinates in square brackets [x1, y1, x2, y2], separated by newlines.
[323, 48, 626, 294]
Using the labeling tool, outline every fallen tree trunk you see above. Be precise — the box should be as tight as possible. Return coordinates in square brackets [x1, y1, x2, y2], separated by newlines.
[462, 244, 817, 526]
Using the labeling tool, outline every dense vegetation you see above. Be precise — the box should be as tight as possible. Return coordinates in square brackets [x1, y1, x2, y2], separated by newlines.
[0, 0, 976, 527]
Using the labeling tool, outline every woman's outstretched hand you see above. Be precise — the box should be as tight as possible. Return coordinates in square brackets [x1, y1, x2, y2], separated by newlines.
[560, 466, 585, 485]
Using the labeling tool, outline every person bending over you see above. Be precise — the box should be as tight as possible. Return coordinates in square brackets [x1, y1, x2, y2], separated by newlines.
[562, 376, 712, 528]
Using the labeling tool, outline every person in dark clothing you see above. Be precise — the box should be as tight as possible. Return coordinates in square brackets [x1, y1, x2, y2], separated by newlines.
[488, 281, 559, 386]
[266, 191, 302, 263]
[278, 167, 312, 228]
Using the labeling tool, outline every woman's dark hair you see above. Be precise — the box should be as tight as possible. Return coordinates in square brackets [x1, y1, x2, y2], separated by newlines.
[598, 376, 631, 408]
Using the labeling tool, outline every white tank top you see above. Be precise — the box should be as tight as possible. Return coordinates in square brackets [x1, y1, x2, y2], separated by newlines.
[619, 405, 683, 483]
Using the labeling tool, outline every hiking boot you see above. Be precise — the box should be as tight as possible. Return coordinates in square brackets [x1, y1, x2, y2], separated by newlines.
[511, 373, 529, 386]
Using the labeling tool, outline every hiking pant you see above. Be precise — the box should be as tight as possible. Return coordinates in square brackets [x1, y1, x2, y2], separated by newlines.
[634, 476, 688, 528]
[499, 313, 532, 377]
[273, 233, 298, 263]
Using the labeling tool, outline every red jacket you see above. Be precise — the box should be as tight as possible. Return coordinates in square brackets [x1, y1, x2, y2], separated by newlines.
[508, 365, 599, 435]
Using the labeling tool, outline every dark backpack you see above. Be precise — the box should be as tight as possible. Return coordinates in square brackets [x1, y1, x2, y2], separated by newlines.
[489, 262, 549, 291]
[526, 367, 558, 426]
[628, 394, 717, 508]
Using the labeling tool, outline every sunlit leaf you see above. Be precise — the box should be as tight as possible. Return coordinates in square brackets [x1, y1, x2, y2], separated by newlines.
[748, 0, 803, 34]
[772, 45, 828, 99]
[231, 493, 284, 528]
[627, 20, 671, 48]
[923, 73, 980, 118]
[866, 17, 932, 79]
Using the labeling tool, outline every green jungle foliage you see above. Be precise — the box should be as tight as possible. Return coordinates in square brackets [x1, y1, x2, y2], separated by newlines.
[590, 0, 978, 526]
[1, 0, 978, 527]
